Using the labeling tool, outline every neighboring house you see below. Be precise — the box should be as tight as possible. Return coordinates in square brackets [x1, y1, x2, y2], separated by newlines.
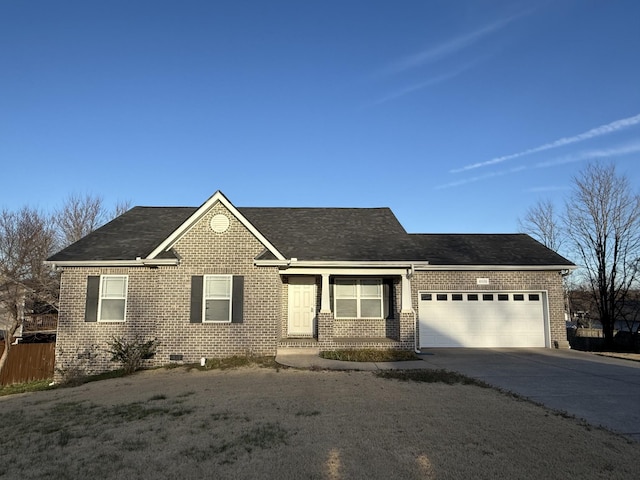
[46, 191, 575, 376]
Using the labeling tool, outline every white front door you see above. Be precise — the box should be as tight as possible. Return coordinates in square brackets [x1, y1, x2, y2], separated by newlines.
[288, 277, 316, 337]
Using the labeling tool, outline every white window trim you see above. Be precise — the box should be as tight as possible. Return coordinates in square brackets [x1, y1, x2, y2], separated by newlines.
[334, 278, 384, 319]
[98, 275, 128, 322]
[203, 274, 233, 323]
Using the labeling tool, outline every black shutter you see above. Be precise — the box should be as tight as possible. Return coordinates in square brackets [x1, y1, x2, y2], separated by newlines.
[190, 276, 203, 323]
[383, 279, 393, 319]
[85, 276, 100, 322]
[231, 275, 244, 323]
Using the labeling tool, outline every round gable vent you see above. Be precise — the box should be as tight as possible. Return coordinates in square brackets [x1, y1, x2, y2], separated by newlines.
[210, 214, 230, 233]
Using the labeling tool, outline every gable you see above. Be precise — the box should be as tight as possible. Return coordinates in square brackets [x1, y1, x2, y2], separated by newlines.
[147, 191, 285, 262]
[170, 202, 273, 268]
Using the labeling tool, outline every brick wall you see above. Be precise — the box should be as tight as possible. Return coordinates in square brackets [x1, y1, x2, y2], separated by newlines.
[55, 203, 282, 379]
[316, 278, 415, 351]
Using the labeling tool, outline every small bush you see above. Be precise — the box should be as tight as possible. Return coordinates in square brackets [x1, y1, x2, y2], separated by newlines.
[106, 336, 159, 374]
[376, 368, 490, 387]
[320, 348, 419, 362]
[56, 344, 101, 385]
[198, 355, 278, 370]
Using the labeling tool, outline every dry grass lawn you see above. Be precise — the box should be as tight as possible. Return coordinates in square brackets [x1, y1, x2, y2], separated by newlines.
[0, 365, 637, 479]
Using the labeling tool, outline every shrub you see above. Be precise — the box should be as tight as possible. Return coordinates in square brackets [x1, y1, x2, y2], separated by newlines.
[320, 348, 418, 362]
[106, 336, 159, 374]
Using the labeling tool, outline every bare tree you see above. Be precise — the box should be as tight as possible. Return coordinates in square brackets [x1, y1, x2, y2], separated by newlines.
[518, 199, 564, 252]
[55, 193, 106, 248]
[0, 207, 58, 373]
[112, 199, 132, 219]
[564, 162, 640, 347]
[55, 194, 131, 248]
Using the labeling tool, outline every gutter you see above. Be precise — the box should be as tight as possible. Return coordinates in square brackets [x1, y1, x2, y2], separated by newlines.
[254, 259, 431, 269]
[412, 264, 578, 272]
[44, 258, 180, 269]
[254, 259, 576, 272]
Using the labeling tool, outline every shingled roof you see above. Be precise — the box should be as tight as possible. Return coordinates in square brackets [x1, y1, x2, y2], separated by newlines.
[48, 207, 196, 261]
[239, 207, 417, 261]
[47, 203, 574, 267]
[409, 234, 574, 266]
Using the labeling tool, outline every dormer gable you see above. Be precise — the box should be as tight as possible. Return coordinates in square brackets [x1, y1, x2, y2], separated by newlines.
[147, 191, 286, 261]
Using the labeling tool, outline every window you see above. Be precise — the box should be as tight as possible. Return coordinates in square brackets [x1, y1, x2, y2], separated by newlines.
[528, 294, 540, 301]
[98, 275, 127, 322]
[452, 294, 463, 301]
[467, 294, 479, 301]
[514, 294, 525, 301]
[436, 294, 448, 301]
[190, 275, 243, 324]
[335, 279, 383, 318]
[498, 294, 509, 301]
[421, 293, 432, 301]
[482, 294, 494, 301]
[203, 275, 233, 322]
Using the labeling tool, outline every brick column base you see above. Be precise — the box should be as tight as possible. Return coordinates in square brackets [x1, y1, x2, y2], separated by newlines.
[317, 311, 334, 349]
[399, 311, 416, 350]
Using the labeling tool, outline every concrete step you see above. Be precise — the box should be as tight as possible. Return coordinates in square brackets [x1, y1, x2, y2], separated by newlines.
[276, 347, 320, 356]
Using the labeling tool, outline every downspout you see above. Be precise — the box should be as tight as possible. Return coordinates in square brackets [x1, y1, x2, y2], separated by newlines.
[413, 306, 420, 354]
[406, 264, 421, 354]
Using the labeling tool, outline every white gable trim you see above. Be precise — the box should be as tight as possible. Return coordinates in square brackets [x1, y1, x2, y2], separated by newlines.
[147, 191, 286, 261]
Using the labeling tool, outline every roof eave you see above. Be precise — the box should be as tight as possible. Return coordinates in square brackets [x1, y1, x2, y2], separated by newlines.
[413, 264, 577, 271]
[254, 259, 431, 268]
[44, 258, 180, 268]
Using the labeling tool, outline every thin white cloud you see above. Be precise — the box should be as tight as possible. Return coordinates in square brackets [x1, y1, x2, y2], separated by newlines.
[382, 12, 527, 76]
[435, 165, 526, 190]
[534, 141, 640, 168]
[371, 60, 481, 105]
[451, 113, 640, 173]
[437, 141, 640, 190]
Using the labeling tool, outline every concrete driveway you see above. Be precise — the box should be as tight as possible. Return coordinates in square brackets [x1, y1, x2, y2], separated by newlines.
[418, 348, 640, 442]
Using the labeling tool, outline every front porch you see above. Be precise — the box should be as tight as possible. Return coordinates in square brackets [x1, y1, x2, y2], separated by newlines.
[282, 269, 416, 352]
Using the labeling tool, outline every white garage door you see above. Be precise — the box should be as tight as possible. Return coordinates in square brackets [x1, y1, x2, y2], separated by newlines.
[418, 292, 547, 348]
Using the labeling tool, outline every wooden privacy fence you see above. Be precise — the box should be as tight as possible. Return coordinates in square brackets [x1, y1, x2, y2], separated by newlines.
[0, 342, 55, 386]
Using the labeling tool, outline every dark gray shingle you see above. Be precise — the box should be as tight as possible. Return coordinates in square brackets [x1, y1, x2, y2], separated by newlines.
[409, 234, 574, 266]
[239, 207, 414, 261]
[48, 204, 574, 267]
[48, 207, 196, 261]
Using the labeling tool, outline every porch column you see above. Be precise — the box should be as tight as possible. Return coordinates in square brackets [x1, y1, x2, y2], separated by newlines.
[320, 273, 331, 313]
[401, 272, 413, 313]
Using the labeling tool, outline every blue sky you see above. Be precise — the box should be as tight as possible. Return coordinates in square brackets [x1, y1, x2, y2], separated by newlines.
[2, 0, 639, 234]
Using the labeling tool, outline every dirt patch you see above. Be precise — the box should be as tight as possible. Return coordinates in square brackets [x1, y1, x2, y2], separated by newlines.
[595, 352, 640, 362]
[0, 366, 636, 479]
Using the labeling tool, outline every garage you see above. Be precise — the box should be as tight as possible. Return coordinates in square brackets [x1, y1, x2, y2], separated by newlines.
[418, 291, 548, 348]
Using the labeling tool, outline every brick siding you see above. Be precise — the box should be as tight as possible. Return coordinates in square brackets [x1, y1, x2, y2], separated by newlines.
[55, 203, 282, 379]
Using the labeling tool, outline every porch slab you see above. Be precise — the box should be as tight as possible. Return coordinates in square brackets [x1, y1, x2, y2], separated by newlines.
[276, 347, 320, 356]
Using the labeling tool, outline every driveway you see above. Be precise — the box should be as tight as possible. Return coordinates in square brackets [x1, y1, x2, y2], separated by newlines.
[418, 348, 640, 441]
